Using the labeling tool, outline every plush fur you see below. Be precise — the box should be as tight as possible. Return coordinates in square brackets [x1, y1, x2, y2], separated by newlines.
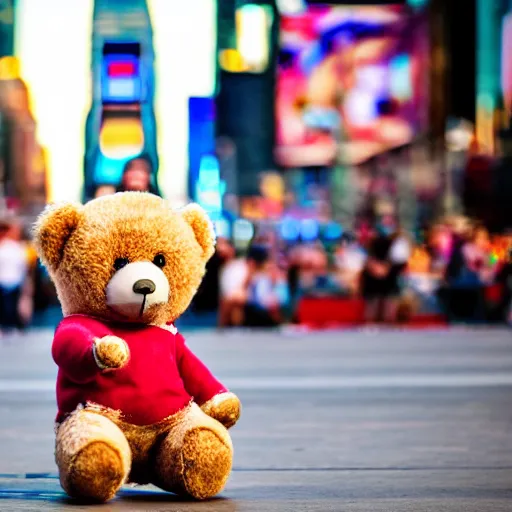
[34, 193, 216, 325]
[34, 192, 241, 503]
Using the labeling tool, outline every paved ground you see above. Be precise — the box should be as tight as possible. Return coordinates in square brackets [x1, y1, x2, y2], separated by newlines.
[0, 326, 511, 511]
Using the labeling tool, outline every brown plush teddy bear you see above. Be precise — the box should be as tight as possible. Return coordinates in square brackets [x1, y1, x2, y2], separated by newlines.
[33, 192, 241, 503]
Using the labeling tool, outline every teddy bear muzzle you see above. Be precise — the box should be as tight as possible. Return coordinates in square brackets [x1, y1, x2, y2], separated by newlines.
[106, 261, 170, 320]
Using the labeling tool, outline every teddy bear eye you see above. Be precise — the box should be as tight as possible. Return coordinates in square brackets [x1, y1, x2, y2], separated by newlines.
[113, 258, 129, 271]
[153, 254, 166, 268]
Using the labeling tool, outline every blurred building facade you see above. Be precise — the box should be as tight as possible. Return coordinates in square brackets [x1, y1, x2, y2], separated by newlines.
[1, 0, 510, 233]
[83, 0, 159, 201]
[0, 0, 47, 216]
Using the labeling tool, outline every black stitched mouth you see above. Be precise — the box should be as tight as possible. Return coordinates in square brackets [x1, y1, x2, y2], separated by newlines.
[139, 295, 147, 317]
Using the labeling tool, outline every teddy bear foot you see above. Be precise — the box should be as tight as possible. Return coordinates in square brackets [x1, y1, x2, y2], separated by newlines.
[67, 441, 126, 502]
[55, 409, 132, 503]
[155, 404, 233, 500]
[179, 427, 233, 500]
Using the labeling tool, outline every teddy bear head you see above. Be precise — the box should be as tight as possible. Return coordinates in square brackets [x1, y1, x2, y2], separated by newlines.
[33, 192, 216, 326]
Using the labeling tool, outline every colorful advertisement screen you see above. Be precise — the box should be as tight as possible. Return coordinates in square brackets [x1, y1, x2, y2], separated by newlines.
[275, 4, 429, 167]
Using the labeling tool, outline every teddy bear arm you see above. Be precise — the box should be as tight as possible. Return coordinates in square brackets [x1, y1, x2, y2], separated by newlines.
[176, 339, 229, 406]
[93, 335, 130, 370]
[200, 392, 241, 429]
[53, 322, 99, 383]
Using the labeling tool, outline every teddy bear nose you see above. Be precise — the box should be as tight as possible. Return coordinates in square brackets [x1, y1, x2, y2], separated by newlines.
[133, 279, 156, 295]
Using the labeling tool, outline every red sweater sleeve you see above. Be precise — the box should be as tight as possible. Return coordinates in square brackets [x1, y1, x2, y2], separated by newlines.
[52, 317, 100, 383]
[175, 332, 228, 405]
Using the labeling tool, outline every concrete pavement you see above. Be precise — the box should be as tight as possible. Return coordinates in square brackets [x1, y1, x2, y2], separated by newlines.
[0, 327, 511, 510]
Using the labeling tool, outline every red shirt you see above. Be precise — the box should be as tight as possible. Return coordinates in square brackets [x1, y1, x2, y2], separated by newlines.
[53, 315, 228, 425]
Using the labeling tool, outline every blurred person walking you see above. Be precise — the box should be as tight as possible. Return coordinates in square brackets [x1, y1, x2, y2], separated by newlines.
[297, 245, 342, 297]
[0, 220, 30, 333]
[117, 154, 160, 195]
[494, 246, 512, 326]
[218, 247, 250, 328]
[243, 245, 288, 328]
[361, 216, 407, 323]
[335, 233, 367, 295]
[193, 237, 234, 319]
[442, 224, 490, 323]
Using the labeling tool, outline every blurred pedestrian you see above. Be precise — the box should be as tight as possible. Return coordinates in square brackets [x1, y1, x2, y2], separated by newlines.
[442, 224, 488, 323]
[218, 246, 250, 328]
[361, 216, 403, 323]
[117, 154, 160, 195]
[495, 247, 512, 325]
[298, 246, 341, 297]
[194, 237, 234, 316]
[243, 245, 288, 328]
[0, 219, 29, 333]
[335, 233, 367, 295]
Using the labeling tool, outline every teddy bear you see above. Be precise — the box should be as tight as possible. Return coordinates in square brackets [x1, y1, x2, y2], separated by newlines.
[33, 191, 241, 503]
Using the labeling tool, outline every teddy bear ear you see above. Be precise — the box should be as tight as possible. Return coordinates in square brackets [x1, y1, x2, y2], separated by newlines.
[33, 202, 84, 270]
[180, 203, 216, 259]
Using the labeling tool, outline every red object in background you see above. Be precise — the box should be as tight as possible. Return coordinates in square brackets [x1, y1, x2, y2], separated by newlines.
[406, 314, 448, 328]
[259, 197, 283, 220]
[5, 197, 21, 211]
[297, 297, 365, 327]
[108, 62, 136, 77]
[297, 297, 448, 329]
[357, 222, 373, 247]
[465, 155, 493, 193]
[485, 284, 504, 304]
[463, 154, 495, 226]
[279, 10, 319, 41]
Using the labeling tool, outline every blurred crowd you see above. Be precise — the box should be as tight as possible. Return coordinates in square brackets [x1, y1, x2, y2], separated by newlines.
[0, 217, 37, 335]
[0, 149, 511, 332]
[190, 215, 512, 329]
[0, 209, 510, 334]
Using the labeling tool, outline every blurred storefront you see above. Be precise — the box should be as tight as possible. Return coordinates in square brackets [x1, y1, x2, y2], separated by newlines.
[474, 0, 512, 152]
[0, 0, 48, 216]
[0, 0, 14, 57]
[215, 1, 434, 235]
[0, 56, 47, 217]
[84, 0, 159, 201]
[2, 0, 501, 235]
[216, 1, 278, 198]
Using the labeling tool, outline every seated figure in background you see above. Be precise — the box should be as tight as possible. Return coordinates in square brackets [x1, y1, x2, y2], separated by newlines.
[117, 154, 160, 195]
[334, 233, 367, 296]
[243, 246, 289, 328]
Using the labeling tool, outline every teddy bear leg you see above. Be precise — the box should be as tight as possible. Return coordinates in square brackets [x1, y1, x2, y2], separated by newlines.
[154, 403, 233, 500]
[55, 409, 131, 502]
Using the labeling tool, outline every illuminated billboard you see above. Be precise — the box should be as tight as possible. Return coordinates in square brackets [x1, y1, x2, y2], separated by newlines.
[275, 4, 429, 167]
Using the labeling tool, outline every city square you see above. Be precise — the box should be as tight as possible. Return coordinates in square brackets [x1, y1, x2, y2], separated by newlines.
[0, 327, 510, 511]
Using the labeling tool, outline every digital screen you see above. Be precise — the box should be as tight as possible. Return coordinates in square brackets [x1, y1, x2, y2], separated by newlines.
[102, 54, 141, 104]
[108, 61, 137, 77]
[275, 4, 429, 167]
[390, 53, 412, 101]
[107, 77, 137, 100]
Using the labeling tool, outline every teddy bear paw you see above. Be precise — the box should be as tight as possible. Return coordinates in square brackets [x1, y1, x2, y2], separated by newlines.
[93, 336, 130, 370]
[201, 392, 241, 429]
[180, 428, 233, 499]
[67, 441, 127, 502]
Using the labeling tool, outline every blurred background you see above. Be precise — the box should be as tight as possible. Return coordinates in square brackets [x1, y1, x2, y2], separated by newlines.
[0, 0, 511, 332]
